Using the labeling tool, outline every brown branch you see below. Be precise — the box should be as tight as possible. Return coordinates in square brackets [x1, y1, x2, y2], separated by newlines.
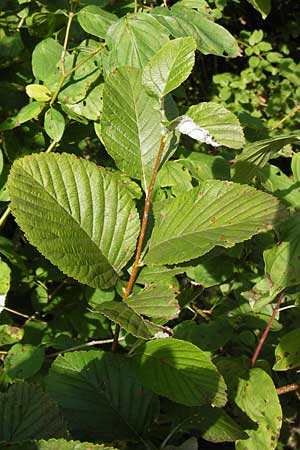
[111, 134, 167, 352]
[251, 291, 285, 368]
[277, 383, 300, 396]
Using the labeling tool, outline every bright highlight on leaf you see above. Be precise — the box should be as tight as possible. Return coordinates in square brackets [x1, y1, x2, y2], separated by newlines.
[8, 153, 140, 289]
[175, 115, 220, 147]
[26, 84, 52, 102]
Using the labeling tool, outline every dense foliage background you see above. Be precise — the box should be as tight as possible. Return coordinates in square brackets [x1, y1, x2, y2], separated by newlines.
[0, 0, 300, 449]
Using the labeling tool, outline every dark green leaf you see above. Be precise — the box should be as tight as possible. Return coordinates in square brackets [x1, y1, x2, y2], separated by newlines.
[77, 5, 117, 39]
[46, 350, 159, 441]
[4, 344, 45, 380]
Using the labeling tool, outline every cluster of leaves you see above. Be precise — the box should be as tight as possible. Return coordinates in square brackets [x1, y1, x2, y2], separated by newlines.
[0, 0, 300, 449]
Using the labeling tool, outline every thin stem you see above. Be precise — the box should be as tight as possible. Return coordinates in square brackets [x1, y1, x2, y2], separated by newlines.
[61, 11, 74, 78]
[134, 0, 138, 13]
[271, 104, 299, 130]
[0, 206, 11, 229]
[50, 44, 103, 107]
[2, 306, 41, 321]
[123, 135, 166, 301]
[277, 383, 300, 395]
[251, 291, 285, 368]
[48, 337, 125, 357]
[111, 134, 167, 352]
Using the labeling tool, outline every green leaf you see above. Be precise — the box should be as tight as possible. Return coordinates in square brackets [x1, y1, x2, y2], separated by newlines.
[259, 164, 300, 207]
[145, 180, 288, 265]
[186, 102, 244, 149]
[151, 7, 240, 57]
[264, 215, 300, 294]
[4, 344, 45, 380]
[174, 319, 233, 352]
[0, 102, 45, 131]
[0, 382, 67, 442]
[235, 368, 282, 450]
[8, 153, 140, 289]
[0, 325, 24, 347]
[186, 253, 234, 288]
[142, 37, 196, 99]
[0, 440, 118, 450]
[105, 12, 169, 70]
[77, 5, 117, 39]
[291, 152, 300, 181]
[273, 329, 300, 371]
[95, 301, 165, 339]
[32, 38, 63, 82]
[233, 134, 300, 183]
[46, 350, 159, 441]
[127, 284, 180, 320]
[0, 260, 10, 314]
[44, 108, 65, 142]
[66, 83, 104, 121]
[131, 338, 227, 407]
[247, 0, 271, 19]
[26, 84, 52, 102]
[101, 66, 161, 189]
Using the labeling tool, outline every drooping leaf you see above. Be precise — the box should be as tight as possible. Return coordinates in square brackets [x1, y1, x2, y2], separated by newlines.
[95, 301, 165, 339]
[0, 382, 67, 442]
[26, 84, 52, 102]
[247, 0, 271, 19]
[130, 338, 227, 407]
[105, 13, 169, 70]
[151, 6, 240, 57]
[8, 153, 140, 289]
[264, 215, 300, 294]
[142, 37, 196, 99]
[0, 102, 45, 131]
[0, 440, 118, 450]
[235, 368, 282, 450]
[273, 328, 300, 371]
[127, 284, 180, 320]
[233, 134, 300, 183]
[145, 180, 288, 265]
[44, 108, 65, 142]
[0, 325, 23, 347]
[186, 102, 244, 149]
[101, 66, 161, 189]
[291, 152, 300, 181]
[46, 350, 159, 441]
[4, 344, 45, 380]
[32, 38, 63, 82]
[77, 5, 117, 39]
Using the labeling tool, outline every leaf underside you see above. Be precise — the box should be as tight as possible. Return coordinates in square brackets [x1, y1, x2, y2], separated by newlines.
[8, 153, 140, 289]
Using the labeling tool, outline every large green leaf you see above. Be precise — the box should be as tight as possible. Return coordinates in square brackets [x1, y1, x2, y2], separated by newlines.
[235, 368, 282, 450]
[264, 215, 300, 294]
[186, 102, 244, 149]
[145, 180, 288, 265]
[8, 153, 140, 289]
[95, 301, 165, 339]
[77, 5, 117, 39]
[127, 284, 180, 320]
[46, 350, 159, 441]
[101, 66, 162, 189]
[131, 338, 227, 407]
[105, 12, 169, 70]
[273, 329, 300, 371]
[142, 37, 196, 99]
[0, 383, 67, 442]
[0, 440, 117, 450]
[151, 6, 239, 57]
